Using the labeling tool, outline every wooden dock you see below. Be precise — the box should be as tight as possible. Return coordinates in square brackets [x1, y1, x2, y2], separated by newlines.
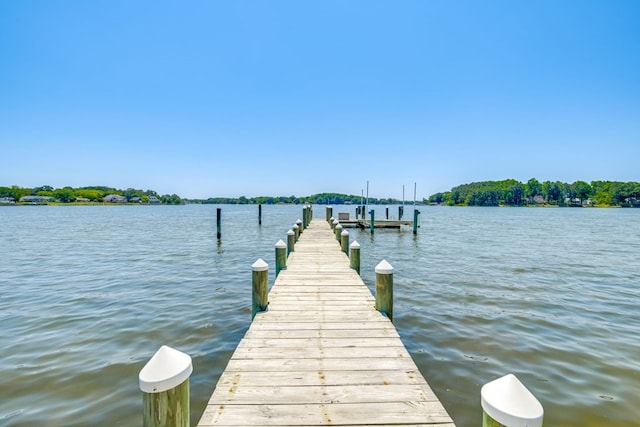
[338, 219, 414, 229]
[197, 218, 454, 426]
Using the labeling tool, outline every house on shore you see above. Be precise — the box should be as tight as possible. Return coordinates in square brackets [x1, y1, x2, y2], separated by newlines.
[103, 194, 126, 203]
[19, 195, 53, 204]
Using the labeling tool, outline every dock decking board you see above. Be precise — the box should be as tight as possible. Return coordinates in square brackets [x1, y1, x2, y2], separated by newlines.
[197, 219, 454, 426]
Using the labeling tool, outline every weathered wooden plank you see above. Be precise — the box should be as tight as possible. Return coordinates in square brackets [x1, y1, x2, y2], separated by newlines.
[242, 328, 400, 339]
[231, 345, 411, 360]
[223, 356, 420, 372]
[236, 337, 405, 349]
[214, 369, 428, 388]
[210, 383, 442, 405]
[199, 402, 452, 426]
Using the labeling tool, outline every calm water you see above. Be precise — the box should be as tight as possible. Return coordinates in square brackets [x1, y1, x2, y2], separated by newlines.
[1, 205, 638, 426]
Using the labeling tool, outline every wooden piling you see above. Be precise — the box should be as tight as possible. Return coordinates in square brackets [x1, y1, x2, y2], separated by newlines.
[326, 205, 333, 222]
[258, 204, 262, 225]
[481, 374, 544, 427]
[340, 229, 349, 254]
[293, 224, 300, 242]
[369, 209, 375, 232]
[375, 260, 393, 321]
[413, 209, 420, 234]
[216, 208, 221, 239]
[349, 240, 361, 274]
[139, 345, 192, 427]
[287, 229, 295, 255]
[275, 240, 287, 277]
[252, 258, 268, 319]
[296, 218, 303, 233]
[335, 223, 342, 241]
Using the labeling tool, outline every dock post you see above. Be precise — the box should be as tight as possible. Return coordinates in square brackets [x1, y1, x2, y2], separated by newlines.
[375, 260, 393, 321]
[369, 209, 375, 232]
[350, 240, 361, 274]
[335, 223, 342, 241]
[139, 345, 192, 427]
[296, 218, 303, 233]
[252, 258, 269, 319]
[386, 207, 389, 219]
[216, 208, 221, 239]
[340, 229, 349, 254]
[258, 204, 262, 225]
[399, 206, 404, 220]
[332, 218, 338, 232]
[481, 374, 544, 427]
[275, 239, 287, 277]
[326, 206, 333, 222]
[293, 223, 300, 242]
[413, 209, 420, 234]
[302, 207, 308, 228]
[287, 229, 295, 255]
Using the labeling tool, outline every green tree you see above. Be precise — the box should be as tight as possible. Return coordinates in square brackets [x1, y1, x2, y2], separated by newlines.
[53, 187, 76, 202]
[571, 181, 593, 205]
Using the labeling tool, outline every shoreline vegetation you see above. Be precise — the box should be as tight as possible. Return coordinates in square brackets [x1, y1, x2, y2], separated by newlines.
[1, 179, 639, 207]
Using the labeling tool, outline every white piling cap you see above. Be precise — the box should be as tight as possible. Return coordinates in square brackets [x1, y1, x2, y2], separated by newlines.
[296, 219, 302, 224]
[481, 374, 543, 427]
[139, 345, 193, 393]
[275, 239, 287, 248]
[293, 224, 299, 230]
[330, 216, 335, 221]
[287, 229, 295, 235]
[350, 240, 360, 248]
[375, 259, 394, 274]
[341, 230, 349, 236]
[336, 224, 343, 229]
[252, 258, 269, 272]
[333, 219, 339, 225]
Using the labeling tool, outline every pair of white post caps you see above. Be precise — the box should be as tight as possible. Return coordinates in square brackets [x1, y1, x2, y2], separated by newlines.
[481, 373, 543, 427]
[139, 345, 193, 393]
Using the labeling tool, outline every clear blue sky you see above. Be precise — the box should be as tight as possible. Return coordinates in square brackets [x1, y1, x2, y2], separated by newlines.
[1, 1, 638, 199]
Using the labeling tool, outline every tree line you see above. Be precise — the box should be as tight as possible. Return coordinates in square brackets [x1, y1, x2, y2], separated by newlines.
[186, 193, 405, 205]
[0, 185, 183, 205]
[427, 179, 640, 207]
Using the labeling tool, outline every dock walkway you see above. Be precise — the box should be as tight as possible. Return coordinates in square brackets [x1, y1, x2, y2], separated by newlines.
[197, 219, 454, 426]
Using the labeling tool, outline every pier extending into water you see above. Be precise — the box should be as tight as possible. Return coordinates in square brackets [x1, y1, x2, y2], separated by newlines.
[196, 218, 454, 426]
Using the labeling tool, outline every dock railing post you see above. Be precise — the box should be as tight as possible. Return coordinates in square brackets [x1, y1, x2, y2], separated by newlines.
[296, 218, 303, 233]
[275, 239, 287, 277]
[413, 209, 420, 234]
[350, 240, 360, 274]
[287, 229, 295, 255]
[330, 218, 337, 231]
[216, 207, 221, 239]
[375, 260, 393, 321]
[139, 345, 192, 427]
[252, 258, 268, 319]
[326, 206, 332, 222]
[293, 223, 300, 242]
[335, 223, 342, 241]
[369, 209, 375, 232]
[302, 207, 308, 228]
[340, 229, 349, 254]
[481, 374, 544, 427]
